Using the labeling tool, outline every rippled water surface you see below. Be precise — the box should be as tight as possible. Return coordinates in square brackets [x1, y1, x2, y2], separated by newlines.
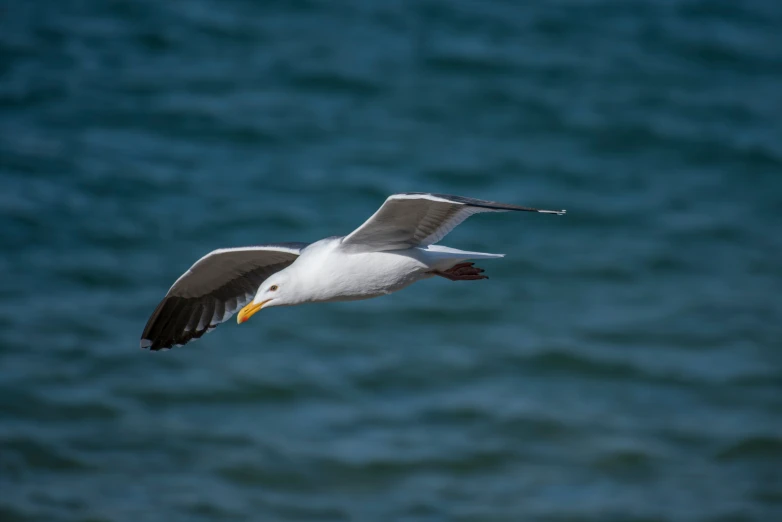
[2, 1, 782, 521]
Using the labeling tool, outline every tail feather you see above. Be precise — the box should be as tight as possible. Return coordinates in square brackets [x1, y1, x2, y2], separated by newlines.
[421, 244, 504, 271]
[424, 244, 504, 259]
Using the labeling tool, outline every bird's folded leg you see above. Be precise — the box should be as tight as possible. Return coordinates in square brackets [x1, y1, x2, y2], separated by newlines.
[430, 263, 488, 281]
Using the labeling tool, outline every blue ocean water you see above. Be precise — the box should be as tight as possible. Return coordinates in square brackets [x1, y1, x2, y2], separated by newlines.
[1, 0, 781, 520]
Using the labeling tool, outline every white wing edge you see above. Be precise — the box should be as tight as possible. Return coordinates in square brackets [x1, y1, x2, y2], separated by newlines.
[167, 244, 306, 293]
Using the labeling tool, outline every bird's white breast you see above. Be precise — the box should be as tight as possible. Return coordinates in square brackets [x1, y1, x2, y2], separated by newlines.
[293, 238, 431, 303]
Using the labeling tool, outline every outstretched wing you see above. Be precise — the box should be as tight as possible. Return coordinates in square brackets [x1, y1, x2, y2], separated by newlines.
[141, 243, 308, 351]
[341, 192, 565, 252]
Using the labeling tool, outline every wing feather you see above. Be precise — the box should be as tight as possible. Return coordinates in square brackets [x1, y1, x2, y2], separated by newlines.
[341, 193, 564, 252]
[141, 243, 308, 350]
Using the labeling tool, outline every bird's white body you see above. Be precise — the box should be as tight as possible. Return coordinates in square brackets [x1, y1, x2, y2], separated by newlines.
[274, 237, 504, 305]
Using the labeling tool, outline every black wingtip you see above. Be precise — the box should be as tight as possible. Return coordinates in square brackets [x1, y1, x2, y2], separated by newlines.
[140, 338, 169, 351]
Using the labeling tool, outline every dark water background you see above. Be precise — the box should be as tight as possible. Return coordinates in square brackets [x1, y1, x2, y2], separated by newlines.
[2, 1, 782, 520]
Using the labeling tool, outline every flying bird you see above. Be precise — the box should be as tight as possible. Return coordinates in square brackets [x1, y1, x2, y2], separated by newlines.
[141, 193, 565, 350]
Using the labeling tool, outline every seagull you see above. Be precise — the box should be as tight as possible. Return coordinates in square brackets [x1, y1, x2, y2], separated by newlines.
[141, 192, 565, 350]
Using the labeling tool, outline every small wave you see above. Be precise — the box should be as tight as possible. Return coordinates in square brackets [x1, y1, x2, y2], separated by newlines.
[425, 54, 516, 76]
[184, 501, 244, 521]
[55, 266, 137, 290]
[0, 387, 119, 423]
[2, 437, 89, 474]
[592, 450, 655, 475]
[717, 436, 782, 461]
[522, 350, 650, 382]
[313, 448, 512, 482]
[217, 462, 313, 491]
[124, 378, 333, 407]
[287, 71, 381, 97]
[423, 167, 490, 189]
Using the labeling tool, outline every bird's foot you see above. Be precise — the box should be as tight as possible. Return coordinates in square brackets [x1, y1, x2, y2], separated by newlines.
[431, 263, 488, 281]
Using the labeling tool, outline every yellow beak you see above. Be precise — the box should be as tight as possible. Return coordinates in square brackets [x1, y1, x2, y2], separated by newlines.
[237, 299, 270, 324]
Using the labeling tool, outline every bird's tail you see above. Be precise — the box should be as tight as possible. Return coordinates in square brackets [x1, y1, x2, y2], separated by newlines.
[422, 244, 504, 271]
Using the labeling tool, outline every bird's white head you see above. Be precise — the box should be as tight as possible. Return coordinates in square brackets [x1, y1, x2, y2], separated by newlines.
[236, 270, 298, 324]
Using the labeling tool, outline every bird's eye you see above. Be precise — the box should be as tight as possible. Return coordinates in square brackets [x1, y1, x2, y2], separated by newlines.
[269, 285, 278, 291]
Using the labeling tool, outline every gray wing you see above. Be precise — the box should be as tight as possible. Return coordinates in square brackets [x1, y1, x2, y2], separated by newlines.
[340, 192, 565, 252]
[141, 243, 308, 351]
